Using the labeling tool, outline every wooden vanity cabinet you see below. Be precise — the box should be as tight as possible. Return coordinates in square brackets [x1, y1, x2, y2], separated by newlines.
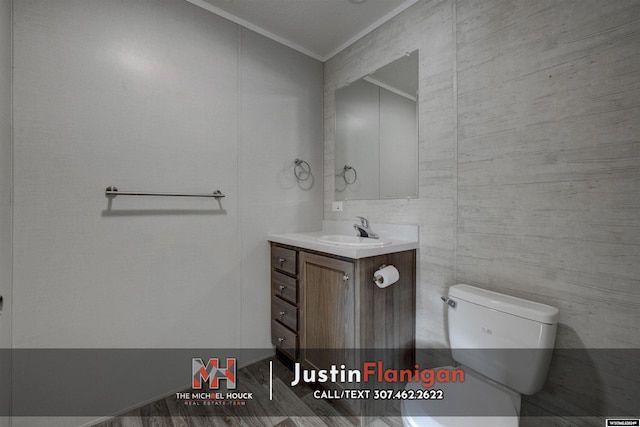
[300, 249, 416, 368]
[270, 244, 300, 360]
[300, 252, 356, 371]
[271, 243, 416, 369]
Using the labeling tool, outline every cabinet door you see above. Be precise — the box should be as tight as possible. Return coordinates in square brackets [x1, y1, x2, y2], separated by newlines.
[300, 252, 355, 371]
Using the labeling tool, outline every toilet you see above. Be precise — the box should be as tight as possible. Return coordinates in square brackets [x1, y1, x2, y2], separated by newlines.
[402, 284, 559, 427]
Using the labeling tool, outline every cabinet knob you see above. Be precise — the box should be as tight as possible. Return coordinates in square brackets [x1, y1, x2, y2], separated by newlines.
[277, 337, 285, 343]
[279, 285, 286, 291]
[278, 257, 285, 265]
[343, 274, 349, 281]
[279, 311, 286, 317]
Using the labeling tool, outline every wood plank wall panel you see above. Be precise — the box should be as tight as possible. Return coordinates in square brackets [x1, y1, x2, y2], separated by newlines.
[456, 0, 640, 423]
[324, 0, 457, 351]
[325, 0, 639, 424]
[456, 0, 640, 348]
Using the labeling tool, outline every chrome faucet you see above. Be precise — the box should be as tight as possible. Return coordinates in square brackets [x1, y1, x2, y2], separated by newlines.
[353, 216, 378, 239]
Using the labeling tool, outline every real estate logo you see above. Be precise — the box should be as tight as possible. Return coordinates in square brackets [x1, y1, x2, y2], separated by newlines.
[175, 356, 252, 407]
[192, 357, 236, 389]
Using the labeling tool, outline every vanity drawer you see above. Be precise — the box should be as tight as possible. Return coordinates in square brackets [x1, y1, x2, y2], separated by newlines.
[271, 296, 298, 331]
[271, 320, 298, 360]
[272, 246, 297, 275]
[271, 270, 297, 303]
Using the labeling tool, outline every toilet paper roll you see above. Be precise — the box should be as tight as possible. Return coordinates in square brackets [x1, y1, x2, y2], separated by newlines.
[373, 265, 400, 288]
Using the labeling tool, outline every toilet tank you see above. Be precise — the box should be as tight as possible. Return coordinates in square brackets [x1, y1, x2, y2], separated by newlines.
[447, 284, 559, 395]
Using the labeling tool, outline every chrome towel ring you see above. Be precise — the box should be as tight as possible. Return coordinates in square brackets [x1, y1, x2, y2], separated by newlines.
[294, 159, 311, 181]
[343, 165, 357, 184]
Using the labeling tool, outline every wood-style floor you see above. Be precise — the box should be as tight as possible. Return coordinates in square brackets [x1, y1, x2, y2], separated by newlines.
[91, 355, 404, 427]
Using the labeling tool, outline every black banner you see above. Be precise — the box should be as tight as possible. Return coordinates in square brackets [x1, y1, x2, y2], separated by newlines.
[2, 348, 638, 418]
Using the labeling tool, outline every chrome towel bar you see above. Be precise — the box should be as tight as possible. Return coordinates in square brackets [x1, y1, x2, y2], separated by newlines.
[105, 186, 225, 199]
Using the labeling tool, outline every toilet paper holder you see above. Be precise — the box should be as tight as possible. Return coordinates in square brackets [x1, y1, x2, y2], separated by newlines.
[373, 264, 401, 288]
[373, 264, 387, 283]
[373, 264, 387, 284]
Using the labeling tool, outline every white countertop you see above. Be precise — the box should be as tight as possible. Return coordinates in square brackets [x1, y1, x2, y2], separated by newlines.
[268, 221, 419, 259]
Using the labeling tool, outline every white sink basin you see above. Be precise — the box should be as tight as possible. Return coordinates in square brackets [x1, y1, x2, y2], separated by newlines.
[316, 234, 391, 247]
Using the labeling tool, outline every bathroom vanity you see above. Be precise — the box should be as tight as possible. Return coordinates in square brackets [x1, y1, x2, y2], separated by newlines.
[269, 221, 418, 410]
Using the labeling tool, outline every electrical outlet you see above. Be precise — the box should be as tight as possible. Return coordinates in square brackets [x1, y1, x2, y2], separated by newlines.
[332, 201, 343, 212]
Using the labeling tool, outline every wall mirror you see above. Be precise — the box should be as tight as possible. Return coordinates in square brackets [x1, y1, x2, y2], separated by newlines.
[335, 50, 418, 200]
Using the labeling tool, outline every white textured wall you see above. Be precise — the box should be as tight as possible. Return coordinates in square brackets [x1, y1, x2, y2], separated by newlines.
[8, 9, 323, 427]
[0, 0, 12, 424]
[239, 29, 323, 348]
[12, 0, 321, 351]
[11, 0, 322, 424]
[0, 0, 11, 345]
[325, 0, 640, 424]
[13, 0, 242, 349]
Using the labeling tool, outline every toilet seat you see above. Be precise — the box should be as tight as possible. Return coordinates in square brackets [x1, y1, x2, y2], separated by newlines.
[401, 366, 519, 427]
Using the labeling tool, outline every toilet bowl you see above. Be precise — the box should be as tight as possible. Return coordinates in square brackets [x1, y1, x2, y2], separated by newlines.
[401, 284, 559, 427]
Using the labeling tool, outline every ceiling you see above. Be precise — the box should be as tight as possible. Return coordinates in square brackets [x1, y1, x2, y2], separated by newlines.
[185, 0, 419, 61]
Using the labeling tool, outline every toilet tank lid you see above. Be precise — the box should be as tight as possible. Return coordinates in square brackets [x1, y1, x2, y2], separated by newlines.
[449, 284, 559, 324]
